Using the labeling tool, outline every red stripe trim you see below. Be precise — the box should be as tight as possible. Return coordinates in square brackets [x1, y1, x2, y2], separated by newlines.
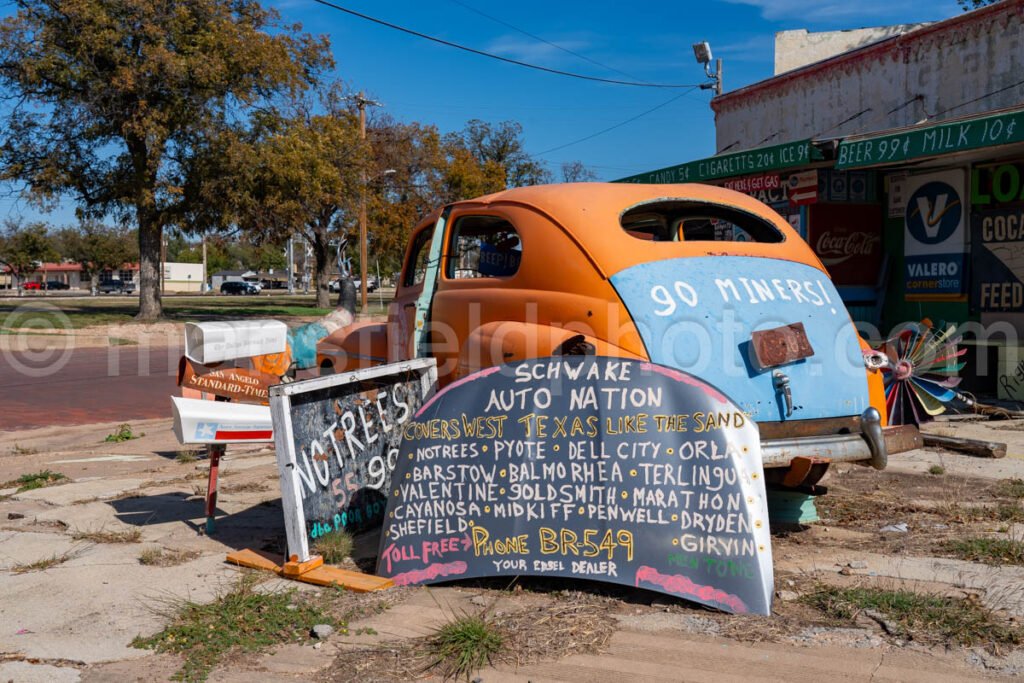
[214, 430, 273, 440]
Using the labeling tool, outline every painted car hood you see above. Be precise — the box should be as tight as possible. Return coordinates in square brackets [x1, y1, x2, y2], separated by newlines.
[609, 255, 870, 423]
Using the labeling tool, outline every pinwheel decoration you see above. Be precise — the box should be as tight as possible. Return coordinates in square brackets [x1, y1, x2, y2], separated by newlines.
[866, 320, 967, 426]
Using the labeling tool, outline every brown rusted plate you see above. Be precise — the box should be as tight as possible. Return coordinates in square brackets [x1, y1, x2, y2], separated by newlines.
[884, 424, 922, 454]
[178, 358, 278, 404]
[750, 322, 814, 370]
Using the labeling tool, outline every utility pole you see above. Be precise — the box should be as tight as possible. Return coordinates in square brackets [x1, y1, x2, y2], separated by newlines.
[287, 237, 294, 294]
[347, 91, 382, 314]
[201, 235, 207, 294]
[714, 58, 723, 97]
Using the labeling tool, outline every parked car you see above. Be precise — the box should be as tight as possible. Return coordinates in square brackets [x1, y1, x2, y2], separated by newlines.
[316, 182, 916, 487]
[220, 281, 258, 295]
[44, 280, 70, 290]
[21, 281, 42, 290]
[329, 277, 377, 293]
[97, 279, 135, 294]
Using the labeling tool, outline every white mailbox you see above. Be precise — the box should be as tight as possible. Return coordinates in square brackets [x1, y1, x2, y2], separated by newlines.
[184, 319, 288, 365]
[171, 396, 273, 444]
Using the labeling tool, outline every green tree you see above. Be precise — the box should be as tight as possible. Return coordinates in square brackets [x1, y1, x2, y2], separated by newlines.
[453, 120, 552, 188]
[57, 222, 138, 294]
[365, 117, 505, 275]
[215, 89, 369, 308]
[0, 0, 331, 320]
[0, 221, 57, 294]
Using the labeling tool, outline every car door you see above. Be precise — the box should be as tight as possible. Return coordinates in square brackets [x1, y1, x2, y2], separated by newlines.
[387, 222, 435, 363]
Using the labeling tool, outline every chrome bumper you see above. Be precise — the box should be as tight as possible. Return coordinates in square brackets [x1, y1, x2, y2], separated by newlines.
[761, 408, 921, 471]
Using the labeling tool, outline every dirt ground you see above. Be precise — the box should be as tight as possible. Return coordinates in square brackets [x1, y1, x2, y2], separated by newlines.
[3, 415, 1024, 681]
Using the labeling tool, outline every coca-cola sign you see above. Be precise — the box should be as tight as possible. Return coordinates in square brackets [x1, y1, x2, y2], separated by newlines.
[808, 204, 883, 287]
[815, 230, 880, 267]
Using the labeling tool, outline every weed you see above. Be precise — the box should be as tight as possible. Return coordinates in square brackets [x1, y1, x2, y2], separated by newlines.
[10, 443, 38, 455]
[801, 584, 1021, 648]
[139, 548, 201, 567]
[314, 530, 353, 565]
[354, 627, 378, 635]
[221, 481, 268, 494]
[71, 526, 142, 544]
[928, 465, 946, 476]
[11, 549, 78, 573]
[105, 424, 143, 442]
[107, 337, 137, 346]
[945, 537, 1024, 565]
[994, 502, 1024, 522]
[997, 478, 1024, 499]
[12, 470, 66, 492]
[131, 574, 338, 682]
[176, 449, 200, 464]
[427, 612, 504, 680]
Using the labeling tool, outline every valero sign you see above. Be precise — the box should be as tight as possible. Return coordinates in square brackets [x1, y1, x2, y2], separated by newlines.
[903, 170, 967, 301]
[377, 356, 773, 615]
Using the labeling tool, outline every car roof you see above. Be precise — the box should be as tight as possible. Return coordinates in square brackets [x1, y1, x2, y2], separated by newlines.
[443, 182, 824, 278]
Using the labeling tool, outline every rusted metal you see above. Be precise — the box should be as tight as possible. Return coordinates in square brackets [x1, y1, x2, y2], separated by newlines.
[178, 358, 278, 404]
[782, 455, 830, 487]
[883, 424, 923, 454]
[205, 443, 225, 535]
[750, 322, 814, 370]
[758, 414, 861, 440]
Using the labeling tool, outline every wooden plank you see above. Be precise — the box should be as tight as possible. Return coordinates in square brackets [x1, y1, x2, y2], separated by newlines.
[226, 548, 284, 574]
[922, 433, 1006, 459]
[298, 565, 395, 592]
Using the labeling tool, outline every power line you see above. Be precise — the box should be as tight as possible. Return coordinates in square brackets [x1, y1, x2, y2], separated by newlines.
[537, 87, 698, 156]
[446, 0, 645, 83]
[310, 0, 698, 89]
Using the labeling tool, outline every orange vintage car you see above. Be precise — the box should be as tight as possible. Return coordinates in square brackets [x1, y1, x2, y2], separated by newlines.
[317, 183, 918, 487]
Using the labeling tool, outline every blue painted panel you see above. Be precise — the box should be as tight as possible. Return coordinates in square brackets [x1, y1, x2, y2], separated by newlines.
[610, 256, 870, 422]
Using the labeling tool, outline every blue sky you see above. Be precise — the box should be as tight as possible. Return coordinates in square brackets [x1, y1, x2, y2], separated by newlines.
[2, 0, 961, 225]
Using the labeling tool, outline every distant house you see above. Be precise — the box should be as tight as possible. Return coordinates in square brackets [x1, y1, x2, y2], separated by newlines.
[0, 261, 137, 290]
[163, 262, 205, 293]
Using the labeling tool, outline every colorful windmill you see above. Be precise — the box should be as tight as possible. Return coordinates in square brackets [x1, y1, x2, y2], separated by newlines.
[871, 320, 967, 426]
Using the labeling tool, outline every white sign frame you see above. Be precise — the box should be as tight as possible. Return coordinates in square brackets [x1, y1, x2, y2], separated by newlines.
[269, 358, 438, 562]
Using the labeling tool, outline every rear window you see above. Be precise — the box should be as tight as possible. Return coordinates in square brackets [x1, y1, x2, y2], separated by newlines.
[621, 200, 784, 243]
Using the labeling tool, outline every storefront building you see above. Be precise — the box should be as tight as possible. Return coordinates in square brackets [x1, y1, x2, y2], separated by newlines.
[617, 2, 1024, 395]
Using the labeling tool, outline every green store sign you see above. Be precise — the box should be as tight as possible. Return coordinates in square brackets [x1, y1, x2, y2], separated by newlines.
[837, 109, 1024, 169]
[615, 140, 818, 184]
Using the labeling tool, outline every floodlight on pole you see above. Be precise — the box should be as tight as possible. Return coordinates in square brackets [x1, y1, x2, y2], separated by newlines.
[692, 41, 722, 96]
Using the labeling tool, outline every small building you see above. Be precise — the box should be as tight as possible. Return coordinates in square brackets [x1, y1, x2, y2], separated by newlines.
[163, 262, 205, 293]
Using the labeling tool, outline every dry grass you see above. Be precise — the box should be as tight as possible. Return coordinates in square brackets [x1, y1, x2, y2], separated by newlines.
[329, 599, 613, 682]
[801, 583, 1022, 650]
[221, 481, 269, 494]
[315, 530, 354, 565]
[71, 526, 142, 544]
[10, 549, 80, 573]
[139, 547, 201, 567]
[176, 448, 201, 464]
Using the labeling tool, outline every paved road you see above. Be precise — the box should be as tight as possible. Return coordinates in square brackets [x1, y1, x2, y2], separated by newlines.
[0, 344, 181, 431]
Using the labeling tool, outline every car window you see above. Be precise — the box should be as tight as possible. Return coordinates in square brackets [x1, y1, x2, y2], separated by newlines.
[621, 200, 783, 243]
[403, 228, 433, 288]
[446, 215, 522, 279]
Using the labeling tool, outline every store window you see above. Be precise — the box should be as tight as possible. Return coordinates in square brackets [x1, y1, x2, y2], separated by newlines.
[446, 216, 522, 279]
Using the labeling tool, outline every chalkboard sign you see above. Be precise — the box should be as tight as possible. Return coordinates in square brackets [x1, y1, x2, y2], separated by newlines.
[378, 357, 773, 615]
[270, 359, 437, 562]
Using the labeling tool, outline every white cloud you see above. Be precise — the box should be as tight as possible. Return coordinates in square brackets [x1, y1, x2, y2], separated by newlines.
[485, 35, 593, 65]
[718, 0, 958, 23]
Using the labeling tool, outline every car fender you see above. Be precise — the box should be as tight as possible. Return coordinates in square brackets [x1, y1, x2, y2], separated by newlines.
[316, 322, 389, 374]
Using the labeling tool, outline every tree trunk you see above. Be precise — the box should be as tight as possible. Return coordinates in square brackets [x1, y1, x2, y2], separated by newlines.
[129, 136, 163, 321]
[137, 213, 163, 320]
[90, 272, 99, 296]
[311, 226, 331, 309]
